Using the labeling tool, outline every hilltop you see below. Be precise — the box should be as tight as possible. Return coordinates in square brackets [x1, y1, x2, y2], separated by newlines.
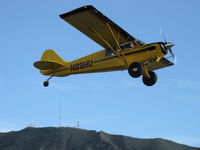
[0, 127, 199, 150]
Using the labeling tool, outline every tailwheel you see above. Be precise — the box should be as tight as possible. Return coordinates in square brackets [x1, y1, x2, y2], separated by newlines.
[43, 81, 49, 87]
[128, 62, 142, 78]
[43, 76, 54, 87]
[142, 71, 157, 86]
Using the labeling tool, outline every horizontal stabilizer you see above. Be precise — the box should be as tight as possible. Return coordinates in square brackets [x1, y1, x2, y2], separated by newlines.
[34, 61, 63, 70]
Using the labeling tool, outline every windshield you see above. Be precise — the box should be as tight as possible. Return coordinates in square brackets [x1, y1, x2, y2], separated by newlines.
[136, 39, 145, 45]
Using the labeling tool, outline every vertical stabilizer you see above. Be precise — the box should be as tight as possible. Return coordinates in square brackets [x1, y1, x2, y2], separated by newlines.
[34, 49, 67, 70]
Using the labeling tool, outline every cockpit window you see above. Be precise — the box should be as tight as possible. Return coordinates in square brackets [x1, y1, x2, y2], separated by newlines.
[120, 42, 134, 50]
[105, 41, 140, 56]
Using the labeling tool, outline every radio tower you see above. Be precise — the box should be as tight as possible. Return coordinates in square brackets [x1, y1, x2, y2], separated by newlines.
[77, 121, 79, 128]
[58, 101, 61, 127]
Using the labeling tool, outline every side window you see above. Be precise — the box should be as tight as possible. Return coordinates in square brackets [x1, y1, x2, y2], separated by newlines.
[105, 42, 135, 56]
[120, 42, 134, 51]
[105, 49, 114, 56]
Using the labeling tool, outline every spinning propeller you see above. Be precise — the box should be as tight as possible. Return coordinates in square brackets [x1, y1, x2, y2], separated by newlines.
[160, 29, 176, 63]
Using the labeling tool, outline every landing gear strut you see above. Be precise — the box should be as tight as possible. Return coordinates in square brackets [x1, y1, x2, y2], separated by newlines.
[43, 76, 54, 87]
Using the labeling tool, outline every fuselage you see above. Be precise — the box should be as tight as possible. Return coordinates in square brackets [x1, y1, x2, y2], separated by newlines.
[40, 42, 165, 77]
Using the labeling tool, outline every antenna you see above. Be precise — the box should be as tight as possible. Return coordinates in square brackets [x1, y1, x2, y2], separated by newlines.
[58, 101, 61, 127]
[77, 121, 79, 128]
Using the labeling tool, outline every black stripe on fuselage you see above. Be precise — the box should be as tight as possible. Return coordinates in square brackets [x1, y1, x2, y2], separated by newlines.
[94, 46, 156, 63]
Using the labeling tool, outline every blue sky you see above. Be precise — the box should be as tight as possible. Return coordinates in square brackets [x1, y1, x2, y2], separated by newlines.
[1, 0, 200, 147]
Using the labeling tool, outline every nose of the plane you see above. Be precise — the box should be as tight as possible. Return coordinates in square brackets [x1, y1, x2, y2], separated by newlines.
[164, 43, 175, 49]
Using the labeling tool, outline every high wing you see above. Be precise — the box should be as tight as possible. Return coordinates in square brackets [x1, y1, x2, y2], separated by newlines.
[147, 58, 174, 71]
[60, 5, 143, 50]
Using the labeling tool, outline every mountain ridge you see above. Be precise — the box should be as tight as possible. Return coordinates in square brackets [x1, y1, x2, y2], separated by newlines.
[0, 127, 199, 150]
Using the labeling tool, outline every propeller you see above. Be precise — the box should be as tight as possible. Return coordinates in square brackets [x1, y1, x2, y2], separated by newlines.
[160, 28, 176, 63]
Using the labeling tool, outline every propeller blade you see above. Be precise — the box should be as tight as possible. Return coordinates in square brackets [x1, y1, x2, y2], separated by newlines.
[160, 28, 167, 43]
[165, 43, 175, 50]
[169, 48, 176, 63]
[163, 42, 176, 63]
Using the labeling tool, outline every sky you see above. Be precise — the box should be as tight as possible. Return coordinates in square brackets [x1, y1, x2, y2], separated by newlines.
[1, 0, 200, 147]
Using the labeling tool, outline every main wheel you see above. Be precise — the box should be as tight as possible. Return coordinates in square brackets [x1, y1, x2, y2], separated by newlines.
[142, 71, 157, 86]
[43, 81, 49, 87]
[128, 62, 142, 78]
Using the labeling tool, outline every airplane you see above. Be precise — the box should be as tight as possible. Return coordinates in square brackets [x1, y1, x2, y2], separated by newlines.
[34, 5, 175, 87]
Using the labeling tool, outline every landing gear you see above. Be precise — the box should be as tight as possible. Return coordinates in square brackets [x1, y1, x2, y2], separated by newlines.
[128, 62, 142, 78]
[43, 76, 54, 87]
[142, 71, 157, 86]
[43, 81, 49, 87]
[128, 62, 158, 86]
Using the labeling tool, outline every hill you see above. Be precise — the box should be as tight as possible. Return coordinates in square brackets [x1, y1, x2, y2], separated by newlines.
[0, 127, 199, 150]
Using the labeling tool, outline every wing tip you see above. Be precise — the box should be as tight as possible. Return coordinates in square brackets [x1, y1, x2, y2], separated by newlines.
[59, 5, 95, 19]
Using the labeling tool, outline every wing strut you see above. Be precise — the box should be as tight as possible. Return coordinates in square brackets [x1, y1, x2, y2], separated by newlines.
[62, 15, 128, 65]
[106, 23, 129, 66]
[90, 25, 129, 67]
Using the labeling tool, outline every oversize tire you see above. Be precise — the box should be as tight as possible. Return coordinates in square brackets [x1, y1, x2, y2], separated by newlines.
[142, 71, 157, 86]
[128, 62, 142, 78]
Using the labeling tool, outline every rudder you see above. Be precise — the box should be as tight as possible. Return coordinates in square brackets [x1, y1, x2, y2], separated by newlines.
[41, 49, 65, 64]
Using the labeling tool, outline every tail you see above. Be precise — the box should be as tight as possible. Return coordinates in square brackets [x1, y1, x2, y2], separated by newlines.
[34, 49, 67, 70]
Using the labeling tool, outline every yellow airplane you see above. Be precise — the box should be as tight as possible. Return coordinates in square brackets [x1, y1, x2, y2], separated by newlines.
[34, 5, 175, 87]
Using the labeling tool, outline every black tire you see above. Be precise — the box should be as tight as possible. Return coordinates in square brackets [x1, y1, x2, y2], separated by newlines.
[43, 81, 49, 87]
[128, 62, 142, 78]
[142, 71, 157, 86]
